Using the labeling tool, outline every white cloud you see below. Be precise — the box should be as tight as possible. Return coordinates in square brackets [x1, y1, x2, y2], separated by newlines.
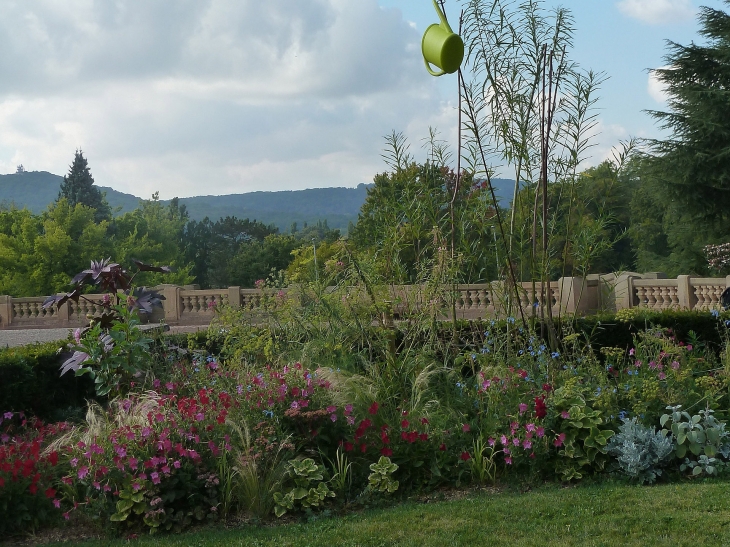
[616, 0, 696, 25]
[647, 67, 671, 103]
[0, 0, 451, 198]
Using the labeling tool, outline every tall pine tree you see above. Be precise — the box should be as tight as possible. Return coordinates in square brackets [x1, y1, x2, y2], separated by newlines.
[58, 150, 111, 223]
[645, 2, 730, 221]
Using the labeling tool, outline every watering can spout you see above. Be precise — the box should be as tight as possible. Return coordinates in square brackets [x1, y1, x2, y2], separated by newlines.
[422, 0, 464, 77]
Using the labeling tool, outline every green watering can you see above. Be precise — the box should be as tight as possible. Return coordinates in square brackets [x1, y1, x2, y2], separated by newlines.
[421, 0, 464, 76]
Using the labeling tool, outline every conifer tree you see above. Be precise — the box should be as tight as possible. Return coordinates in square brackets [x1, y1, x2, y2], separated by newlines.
[645, 2, 730, 221]
[58, 150, 111, 223]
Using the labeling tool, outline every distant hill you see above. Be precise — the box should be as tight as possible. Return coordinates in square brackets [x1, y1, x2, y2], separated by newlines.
[0, 171, 515, 232]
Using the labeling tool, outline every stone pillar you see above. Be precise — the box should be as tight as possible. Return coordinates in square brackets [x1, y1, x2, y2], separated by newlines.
[676, 275, 696, 310]
[0, 295, 12, 328]
[228, 286, 241, 308]
[157, 284, 181, 325]
[612, 272, 642, 311]
[58, 300, 71, 325]
[558, 277, 588, 315]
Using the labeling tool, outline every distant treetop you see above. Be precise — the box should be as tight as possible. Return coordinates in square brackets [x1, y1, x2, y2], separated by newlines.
[58, 150, 111, 223]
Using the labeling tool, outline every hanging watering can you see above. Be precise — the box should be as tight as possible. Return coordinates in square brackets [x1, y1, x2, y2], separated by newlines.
[421, 0, 464, 76]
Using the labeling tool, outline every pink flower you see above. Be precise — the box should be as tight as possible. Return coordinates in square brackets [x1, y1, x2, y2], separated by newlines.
[487, 437, 495, 446]
[512, 437, 520, 447]
[115, 446, 127, 458]
[128, 457, 138, 470]
[522, 439, 532, 450]
[560, 411, 570, 419]
[344, 404, 353, 415]
[687, 344, 693, 351]
[141, 427, 152, 438]
[629, 348, 635, 356]
[346, 416, 355, 425]
[658, 372, 667, 380]
[53, 499, 61, 509]
[518, 403, 528, 414]
[554, 433, 566, 447]
[153, 379, 161, 389]
[166, 382, 174, 391]
[671, 361, 680, 370]
[77, 466, 89, 480]
[150, 472, 160, 485]
[326, 405, 337, 413]
[526, 423, 536, 432]
[195, 412, 205, 422]
[482, 380, 491, 389]
[462, 423, 471, 433]
[500, 435, 508, 446]
[173, 460, 181, 469]
[69, 458, 78, 468]
[505, 457, 513, 465]
[330, 414, 337, 422]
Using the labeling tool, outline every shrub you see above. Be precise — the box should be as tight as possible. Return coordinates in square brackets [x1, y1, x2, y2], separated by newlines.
[0, 342, 95, 421]
[606, 418, 673, 484]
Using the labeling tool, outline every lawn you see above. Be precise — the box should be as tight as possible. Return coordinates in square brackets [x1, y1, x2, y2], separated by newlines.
[47, 480, 730, 547]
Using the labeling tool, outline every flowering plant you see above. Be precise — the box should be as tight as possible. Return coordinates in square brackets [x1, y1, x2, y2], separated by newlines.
[0, 412, 67, 534]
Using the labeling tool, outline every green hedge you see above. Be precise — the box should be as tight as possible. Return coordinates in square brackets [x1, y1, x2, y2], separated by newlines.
[0, 342, 95, 421]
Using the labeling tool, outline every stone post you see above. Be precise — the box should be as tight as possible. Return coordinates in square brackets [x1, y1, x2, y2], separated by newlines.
[558, 277, 588, 315]
[157, 284, 181, 325]
[0, 295, 12, 328]
[612, 272, 642, 310]
[676, 275, 696, 310]
[58, 300, 71, 326]
[228, 286, 241, 308]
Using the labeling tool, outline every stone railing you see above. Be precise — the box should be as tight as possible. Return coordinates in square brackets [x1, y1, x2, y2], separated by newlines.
[0, 273, 727, 330]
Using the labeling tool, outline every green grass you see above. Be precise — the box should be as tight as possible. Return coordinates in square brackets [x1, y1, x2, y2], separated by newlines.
[46, 480, 730, 547]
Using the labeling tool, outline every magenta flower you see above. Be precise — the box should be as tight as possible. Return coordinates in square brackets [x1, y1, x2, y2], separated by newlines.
[505, 457, 513, 465]
[658, 372, 667, 380]
[554, 433, 566, 447]
[671, 361, 680, 370]
[560, 411, 570, 419]
[500, 435, 508, 446]
[512, 437, 520, 446]
[522, 439, 532, 449]
[129, 457, 138, 470]
[326, 405, 337, 413]
[344, 404, 353, 415]
[151, 472, 160, 485]
[629, 348, 635, 356]
[53, 499, 61, 509]
[195, 412, 205, 422]
[518, 403, 528, 414]
[153, 379, 161, 389]
[536, 426, 545, 438]
[487, 437, 495, 446]
[330, 414, 337, 422]
[462, 423, 471, 433]
[166, 382, 175, 391]
[346, 416, 355, 425]
[525, 423, 536, 432]
[69, 458, 78, 468]
[115, 446, 127, 458]
[77, 466, 89, 480]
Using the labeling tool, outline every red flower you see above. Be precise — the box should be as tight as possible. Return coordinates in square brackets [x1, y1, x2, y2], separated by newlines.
[553, 433, 566, 447]
[419, 433, 428, 441]
[460, 451, 471, 461]
[48, 451, 58, 466]
[542, 384, 553, 392]
[420, 418, 429, 425]
[368, 402, 379, 415]
[400, 420, 410, 429]
[462, 423, 471, 433]
[344, 442, 354, 452]
[517, 369, 528, 378]
[534, 395, 547, 419]
[406, 431, 418, 443]
[439, 443, 446, 451]
[45, 487, 56, 499]
[380, 447, 393, 457]
[360, 443, 367, 453]
[29, 483, 38, 495]
[381, 431, 390, 444]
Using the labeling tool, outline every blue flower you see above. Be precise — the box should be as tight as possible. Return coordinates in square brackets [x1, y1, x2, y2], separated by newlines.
[471, 354, 477, 361]
[518, 350, 524, 356]
[712, 309, 720, 318]
[481, 348, 490, 354]
[619, 410, 627, 420]
[539, 345, 546, 351]
[263, 410, 274, 418]
[551, 352, 560, 359]
[507, 317, 515, 324]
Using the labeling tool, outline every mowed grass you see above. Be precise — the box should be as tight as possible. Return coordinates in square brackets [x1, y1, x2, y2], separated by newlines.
[51, 481, 730, 547]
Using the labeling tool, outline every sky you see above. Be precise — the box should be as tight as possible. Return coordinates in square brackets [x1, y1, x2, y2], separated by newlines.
[0, 0, 726, 199]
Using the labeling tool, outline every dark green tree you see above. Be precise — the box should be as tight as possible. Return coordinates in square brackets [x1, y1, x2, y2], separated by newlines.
[58, 150, 111, 222]
[632, 2, 730, 274]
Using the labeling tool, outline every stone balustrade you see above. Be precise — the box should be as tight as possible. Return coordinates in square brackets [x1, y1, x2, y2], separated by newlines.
[1, 273, 728, 330]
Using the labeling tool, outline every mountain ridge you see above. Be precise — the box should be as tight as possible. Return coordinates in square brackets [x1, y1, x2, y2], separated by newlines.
[0, 171, 514, 232]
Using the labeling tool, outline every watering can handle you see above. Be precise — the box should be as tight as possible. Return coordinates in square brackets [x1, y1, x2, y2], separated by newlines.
[432, 0, 454, 34]
[424, 56, 446, 77]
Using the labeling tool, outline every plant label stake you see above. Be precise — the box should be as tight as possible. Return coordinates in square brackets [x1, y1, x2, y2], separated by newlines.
[421, 0, 464, 76]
